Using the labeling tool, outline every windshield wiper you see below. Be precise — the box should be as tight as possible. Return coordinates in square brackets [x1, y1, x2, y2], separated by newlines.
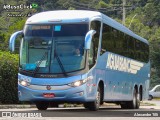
[32, 51, 48, 77]
[54, 49, 68, 77]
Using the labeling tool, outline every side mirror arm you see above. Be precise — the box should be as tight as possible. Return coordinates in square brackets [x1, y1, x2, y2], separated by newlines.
[84, 30, 96, 50]
[9, 30, 23, 52]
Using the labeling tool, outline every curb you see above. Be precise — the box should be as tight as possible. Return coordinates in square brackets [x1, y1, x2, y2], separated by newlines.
[0, 104, 36, 109]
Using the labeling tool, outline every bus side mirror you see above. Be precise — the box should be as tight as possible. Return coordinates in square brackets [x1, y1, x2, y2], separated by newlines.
[9, 31, 23, 52]
[84, 30, 96, 50]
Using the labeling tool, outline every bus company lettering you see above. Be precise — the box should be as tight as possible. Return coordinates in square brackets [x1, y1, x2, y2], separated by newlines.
[106, 53, 144, 74]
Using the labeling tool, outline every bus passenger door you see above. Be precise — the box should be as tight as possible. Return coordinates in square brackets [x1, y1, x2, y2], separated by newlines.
[86, 20, 101, 99]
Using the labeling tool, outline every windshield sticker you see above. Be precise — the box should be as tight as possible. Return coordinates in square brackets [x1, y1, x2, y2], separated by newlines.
[32, 25, 50, 30]
[25, 64, 36, 70]
[54, 25, 61, 31]
[48, 41, 52, 44]
[42, 41, 47, 45]
[38, 60, 47, 67]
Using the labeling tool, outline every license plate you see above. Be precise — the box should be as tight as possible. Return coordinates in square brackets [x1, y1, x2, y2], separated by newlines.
[43, 93, 55, 98]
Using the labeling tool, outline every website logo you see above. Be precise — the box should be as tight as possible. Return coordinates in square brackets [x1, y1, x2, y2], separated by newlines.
[3, 4, 38, 10]
[3, 3, 38, 17]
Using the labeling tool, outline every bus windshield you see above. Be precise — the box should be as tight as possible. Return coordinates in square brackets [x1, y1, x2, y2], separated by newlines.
[20, 24, 88, 74]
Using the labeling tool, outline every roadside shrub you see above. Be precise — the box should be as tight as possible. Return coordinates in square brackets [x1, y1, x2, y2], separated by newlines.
[0, 50, 19, 104]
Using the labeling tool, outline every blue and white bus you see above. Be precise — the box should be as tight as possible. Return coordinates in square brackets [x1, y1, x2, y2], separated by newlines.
[9, 10, 150, 111]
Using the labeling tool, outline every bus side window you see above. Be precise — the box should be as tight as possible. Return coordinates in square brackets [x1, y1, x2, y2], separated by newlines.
[101, 24, 113, 55]
[114, 30, 125, 55]
[89, 21, 101, 68]
[122, 34, 127, 56]
[144, 44, 149, 62]
[135, 39, 141, 61]
[127, 37, 135, 59]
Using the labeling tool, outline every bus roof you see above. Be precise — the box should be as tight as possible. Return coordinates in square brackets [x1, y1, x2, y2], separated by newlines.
[26, 10, 148, 44]
[26, 10, 101, 24]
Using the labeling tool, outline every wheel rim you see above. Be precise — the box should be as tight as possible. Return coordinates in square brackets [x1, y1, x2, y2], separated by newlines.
[133, 93, 136, 107]
[137, 93, 140, 106]
[96, 89, 100, 107]
[133, 90, 140, 108]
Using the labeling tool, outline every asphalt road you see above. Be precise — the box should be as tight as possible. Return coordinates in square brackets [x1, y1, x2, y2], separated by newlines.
[0, 100, 159, 120]
[146, 100, 160, 106]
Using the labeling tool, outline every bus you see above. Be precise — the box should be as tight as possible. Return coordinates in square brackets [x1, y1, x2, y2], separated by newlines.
[9, 10, 150, 111]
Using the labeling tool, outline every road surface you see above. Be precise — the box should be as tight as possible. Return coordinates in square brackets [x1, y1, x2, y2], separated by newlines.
[0, 100, 159, 120]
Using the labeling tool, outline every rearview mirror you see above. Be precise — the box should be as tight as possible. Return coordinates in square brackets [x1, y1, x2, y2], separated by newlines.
[9, 31, 23, 52]
[84, 30, 96, 49]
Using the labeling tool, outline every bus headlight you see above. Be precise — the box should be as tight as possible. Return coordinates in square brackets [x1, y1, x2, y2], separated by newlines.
[68, 79, 87, 87]
[19, 81, 28, 86]
[19, 79, 31, 87]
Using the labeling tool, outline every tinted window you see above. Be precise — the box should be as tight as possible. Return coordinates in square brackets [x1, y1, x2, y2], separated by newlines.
[114, 30, 126, 56]
[127, 37, 135, 59]
[54, 24, 88, 36]
[101, 23, 149, 63]
[101, 24, 114, 54]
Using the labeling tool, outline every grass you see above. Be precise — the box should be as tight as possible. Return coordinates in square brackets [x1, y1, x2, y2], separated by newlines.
[140, 102, 156, 106]
[153, 98, 160, 100]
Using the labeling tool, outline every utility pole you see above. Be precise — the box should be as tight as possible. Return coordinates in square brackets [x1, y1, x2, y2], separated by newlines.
[128, 14, 137, 29]
[122, 0, 126, 25]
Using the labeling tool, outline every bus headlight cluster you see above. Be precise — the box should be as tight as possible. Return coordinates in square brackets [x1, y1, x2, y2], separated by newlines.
[68, 79, 87, 87]
[18, 78, 31, 87]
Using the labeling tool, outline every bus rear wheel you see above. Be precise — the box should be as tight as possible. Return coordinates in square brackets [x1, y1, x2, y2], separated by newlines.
[121, 89, 140, 109]
[120, 102, 129, 109]
[129, 89, 140, 109]
[85, 86, 101, 111]
[35, 101, 49, 110]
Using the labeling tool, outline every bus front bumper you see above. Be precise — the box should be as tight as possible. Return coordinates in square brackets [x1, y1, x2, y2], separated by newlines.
[18, 83, 92, 103]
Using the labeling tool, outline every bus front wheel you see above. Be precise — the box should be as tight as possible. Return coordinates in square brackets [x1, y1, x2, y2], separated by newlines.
[35, 101, 49, 110]
[84, 86, 101, 111]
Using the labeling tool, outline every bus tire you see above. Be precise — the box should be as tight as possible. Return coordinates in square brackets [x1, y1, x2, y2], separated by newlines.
[120, 102, 129, 109]
[136, 92, 140, 109]
[50, 102, 59, 108]
[83, 103, 89, 109]
[35, 101, 49, 110]
[87, 86, 101, 111]
[128, 89, 140, 109]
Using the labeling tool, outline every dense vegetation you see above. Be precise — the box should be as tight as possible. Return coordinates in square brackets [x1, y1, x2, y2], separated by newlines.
[0, 51, 19, 103]
[0, 0, 160, 103]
